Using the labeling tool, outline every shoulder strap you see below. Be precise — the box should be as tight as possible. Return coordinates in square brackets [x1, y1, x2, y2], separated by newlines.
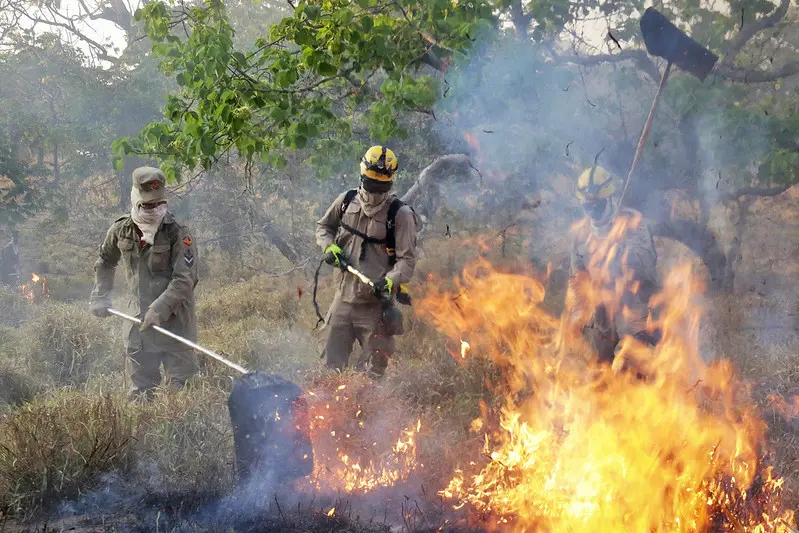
[340, 189, 357, 216]
[385, 199, 404, 266]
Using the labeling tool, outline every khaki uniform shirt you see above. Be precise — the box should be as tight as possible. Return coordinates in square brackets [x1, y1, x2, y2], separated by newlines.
[316, 191, 417, 304]
[91, 213, 199, 352]
[569, 207, 659, 339]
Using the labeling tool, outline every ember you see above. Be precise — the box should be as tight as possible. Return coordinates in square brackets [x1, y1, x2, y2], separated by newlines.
[418, 215, 797, 532]
[303, 377, 422, 494]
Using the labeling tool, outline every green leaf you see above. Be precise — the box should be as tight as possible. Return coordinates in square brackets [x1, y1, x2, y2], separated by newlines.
[200, 135, 216, 156]
[317, 62, 338, 76]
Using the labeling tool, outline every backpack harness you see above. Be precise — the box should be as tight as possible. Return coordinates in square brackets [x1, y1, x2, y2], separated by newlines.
[312, 190, 412, 329]
[338, 189, 404, 265]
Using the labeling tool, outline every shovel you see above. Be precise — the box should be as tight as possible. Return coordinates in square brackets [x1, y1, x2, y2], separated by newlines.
[108, 308, 314, 485]
[617, 7, 719, 207]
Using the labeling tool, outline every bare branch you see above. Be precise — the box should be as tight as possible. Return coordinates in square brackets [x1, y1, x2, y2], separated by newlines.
[552, 49, 660, 82]
[401, 154, 477, 234]
[721, 184, 792, 202]
[715, 60, 799, 83]
[720, 0, 790, 68]
[13, 5, 118, 64]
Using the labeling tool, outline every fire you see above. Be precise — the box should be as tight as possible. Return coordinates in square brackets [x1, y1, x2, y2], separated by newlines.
[19, 272, 49, 303]
[460, 339, 471, 359]
[418, 214, 796, 532]
[304, 376, 422, 494]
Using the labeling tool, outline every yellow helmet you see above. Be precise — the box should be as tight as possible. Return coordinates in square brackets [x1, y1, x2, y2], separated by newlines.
[360, 146, 398, 182]
[576, 165, 615, 203]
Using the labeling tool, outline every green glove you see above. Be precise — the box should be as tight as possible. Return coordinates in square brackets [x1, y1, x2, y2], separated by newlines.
[371, 276, 394, 296]
[324, 243, 345, 268]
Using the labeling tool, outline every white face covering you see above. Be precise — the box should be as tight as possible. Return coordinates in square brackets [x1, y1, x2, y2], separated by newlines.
[130, 187, 167, 244]
[357, 187, 390, 217]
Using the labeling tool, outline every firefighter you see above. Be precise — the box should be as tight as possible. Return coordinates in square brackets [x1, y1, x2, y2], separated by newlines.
[0, 230, 20, 286]
[316, 146, 418, 378]
[89, 167, 199, 401]
[567, 162, 660, 365]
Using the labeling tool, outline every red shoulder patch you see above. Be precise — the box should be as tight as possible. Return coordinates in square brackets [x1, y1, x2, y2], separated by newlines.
[183, 236, 193, 247]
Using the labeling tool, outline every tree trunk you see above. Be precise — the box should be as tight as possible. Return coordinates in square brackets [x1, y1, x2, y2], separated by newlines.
[650, 217, 727, 291]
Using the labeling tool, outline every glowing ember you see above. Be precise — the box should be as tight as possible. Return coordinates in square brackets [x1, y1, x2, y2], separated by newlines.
[327, 507, 335, 517]
[304, 377, 422, 494]
[418, 214, 796, 532]
[19, 272, 49, 304]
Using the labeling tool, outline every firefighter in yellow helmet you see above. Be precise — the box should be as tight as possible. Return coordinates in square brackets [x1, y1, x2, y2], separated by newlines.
[315, 146, 418, 378]
[568, 159, 660, 365]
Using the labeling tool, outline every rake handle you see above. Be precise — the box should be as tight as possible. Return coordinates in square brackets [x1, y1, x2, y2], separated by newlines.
[108, 308, 249, 375]
[618, 60, 673, 210]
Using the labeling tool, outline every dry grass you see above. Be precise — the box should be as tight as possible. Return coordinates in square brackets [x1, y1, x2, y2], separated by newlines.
[18, 303, 123, 387]
[0, 391, 135, 517]
[129, 380, 234, 498]
[0, 286, 31, 328]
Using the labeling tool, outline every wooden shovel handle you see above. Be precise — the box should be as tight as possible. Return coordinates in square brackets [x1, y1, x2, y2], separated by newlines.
[618, 60, 673, 209]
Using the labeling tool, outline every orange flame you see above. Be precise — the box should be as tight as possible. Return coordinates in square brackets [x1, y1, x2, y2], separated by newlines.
[19, 272, 49, 304]
[418, 215, 796, 532]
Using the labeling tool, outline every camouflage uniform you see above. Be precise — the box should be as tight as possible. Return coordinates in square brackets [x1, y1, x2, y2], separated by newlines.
[569, 206, 659, 363]
[90, 168, 199, 398]
[316, 189, 417, 376]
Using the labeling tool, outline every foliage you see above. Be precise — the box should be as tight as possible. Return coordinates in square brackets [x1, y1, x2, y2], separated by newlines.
[114, 0, 496, 180]
[0, 144, 41, 226]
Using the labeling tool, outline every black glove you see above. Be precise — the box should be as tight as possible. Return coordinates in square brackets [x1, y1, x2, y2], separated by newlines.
[89, 299, 111, 318]
[371, 276, 394, 297]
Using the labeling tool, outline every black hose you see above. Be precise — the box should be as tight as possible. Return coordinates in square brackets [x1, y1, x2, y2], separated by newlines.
[312, 257, 326, 331]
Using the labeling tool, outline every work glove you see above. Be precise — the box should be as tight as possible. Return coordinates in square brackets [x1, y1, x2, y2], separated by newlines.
[89, 299, 111, 318]
[371, 276, 394, 297]
[139, 308, 162, 331]
[324, 243, 346, 269]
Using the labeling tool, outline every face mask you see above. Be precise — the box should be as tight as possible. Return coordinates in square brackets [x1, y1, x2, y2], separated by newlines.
[582, 197, 613, 229]
[583, 199, 607, 220]
[361, 176, 393, 194]
[130, 190, 168, 244]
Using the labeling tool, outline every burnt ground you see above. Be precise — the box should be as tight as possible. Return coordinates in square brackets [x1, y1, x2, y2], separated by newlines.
[2, 482, 479, 533]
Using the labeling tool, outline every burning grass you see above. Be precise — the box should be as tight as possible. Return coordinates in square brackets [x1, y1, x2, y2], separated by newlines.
[417, 223, 798, 531]
[300, 372, 424, 495]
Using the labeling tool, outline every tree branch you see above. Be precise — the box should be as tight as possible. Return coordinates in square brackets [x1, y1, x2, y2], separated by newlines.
[720, 0, 790, 68]
[15, 7, 118, 64]
[401, 154, 477, 234]
[508, 0, 530, 40]
[715, 60, 799, 83]
[552, 49, 660, 83]
[721, 184, 791, 202]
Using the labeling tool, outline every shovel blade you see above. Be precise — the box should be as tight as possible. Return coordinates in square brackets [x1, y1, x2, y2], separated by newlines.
[640, 7, 719, 81]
